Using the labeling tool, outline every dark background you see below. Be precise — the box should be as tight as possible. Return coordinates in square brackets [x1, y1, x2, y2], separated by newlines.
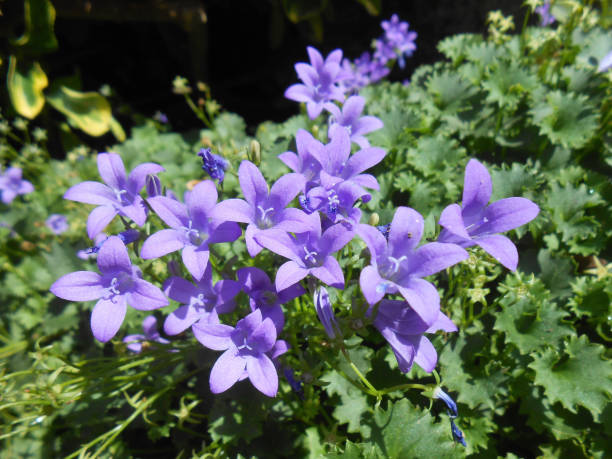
[5, 0, 524, 132]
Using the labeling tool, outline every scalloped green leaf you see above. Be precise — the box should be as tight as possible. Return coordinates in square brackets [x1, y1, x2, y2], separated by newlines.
[367, 399, 458, 458]
[529, 335, 612, 416]
[482, 61, 538, 109]
[7, 56, 48, 119]
[426, 72, 479, 114]
[320, 369, 372, 435]
[494, 275, 574, 354]
[530, 90, 599, 149]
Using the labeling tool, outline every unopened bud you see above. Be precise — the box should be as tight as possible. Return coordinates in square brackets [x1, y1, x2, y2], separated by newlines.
[248, 140, 261, 165]
[146, 174, 162, 197]
[368, 213, 380, 226]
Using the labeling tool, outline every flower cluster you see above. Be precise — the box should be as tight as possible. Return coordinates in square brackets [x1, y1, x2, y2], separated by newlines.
[50, 14, 539, 406]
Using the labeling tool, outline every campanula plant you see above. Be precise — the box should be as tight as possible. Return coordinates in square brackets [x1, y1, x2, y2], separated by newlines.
[3, 3, 610, 458]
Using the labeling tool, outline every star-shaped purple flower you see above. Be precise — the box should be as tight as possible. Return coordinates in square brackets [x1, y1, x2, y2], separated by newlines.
[278, 129, 325, 189]
[285, 46, 347, 119]
[437, 159, 539, 271]
[46, 214, 69, 235]
[140, 180, 241, 281]
[301, 180, 364, 229]
[64, 153, 164, 239]
[50, 236, 168, 342]
[380, 14, 417, 67]
[311, 127, 386, 196]
[162, 263, 241, 336]
[373, 299, 457, 373]
[193, 309, 289, 397]
[214, 160, 311, 257]
[124, 315, 170, 353]
[238, 267, 304, 333]
[0, 166, 34, 204]
[254, 212, 354, 291]
[324, 95, 383, 149]
[358, 207, 468, 326]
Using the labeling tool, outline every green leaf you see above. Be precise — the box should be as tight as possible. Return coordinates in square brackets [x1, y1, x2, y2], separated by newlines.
[320, 370, 372, 434]
[426, 71, 479, 115]
[438, 332, 510, 411]
[530, 90, 599, 149]
[537, 249, 574, 300]
[367, 399, 458, 458]
[482, 61, 538, 109]
[437, 34, 483, 64]
[11, 0, 58, 55]
[529, 335, 612, 416]
[494, 274, 574, 354]
[46, 86, 112, 137]
[7, 56, 48, 119]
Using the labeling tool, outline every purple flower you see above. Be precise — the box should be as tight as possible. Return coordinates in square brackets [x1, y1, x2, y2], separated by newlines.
[325, 96, 383, 149]
[311, 127, 386, 197]
[124, 315, 170, 353]
[50, 236, 168, 342]
[238, 266, 304, 333]
[64, 153, 164, 239]
[214, 160, 312, 257]
[285, 46, 347, 119]
[162, 263, 240, 335]
[373, 299, 457, 372]
[46, 214, 69, 235]
[598, 50, 612, 73]
[314, 287, 340, 339]
[380, 15, 417, 67]
[278, 129, 325, 188]
[0, 166, 34, 204]
[535, 3, 555, 27]
[153, 111, 169, 124]
[254, 212, 354, 291]
[301, 181, 364, 229]
[358, 207, 468, 325]
[193, 309, 289, 397]
[437, 159, 539, 271]
[79, 229, 140, 258]
[198, 148, 229, 183]
[373, 39, 396, 65]
[140, 180, 241, 281]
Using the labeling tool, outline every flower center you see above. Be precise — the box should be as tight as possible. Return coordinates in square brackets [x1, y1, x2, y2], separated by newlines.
[380, 255, 407, 279]
[181, 220, 206, 246]
[303, 246, 320, 267]
[256, 205, 276, 229]
[327, 191, 340, 216]
[104, 272, 133, 302]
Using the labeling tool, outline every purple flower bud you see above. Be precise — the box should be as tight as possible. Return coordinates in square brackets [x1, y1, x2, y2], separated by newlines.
[450, 419, 467, 447]
[46, 214, 69, 235]
[146, 174, 162, 197]
[314, 287, 340, 339]
[283, 367, 304, 399]
[433, 387, 459, 418]
[198, 148, 229, 183]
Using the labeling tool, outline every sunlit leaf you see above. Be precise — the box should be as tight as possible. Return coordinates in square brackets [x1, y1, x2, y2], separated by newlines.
[46, 86, 112, 137]
[7, 56, 48, 119]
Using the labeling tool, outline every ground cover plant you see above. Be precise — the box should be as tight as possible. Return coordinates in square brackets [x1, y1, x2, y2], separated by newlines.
[1, 1, 611, 457]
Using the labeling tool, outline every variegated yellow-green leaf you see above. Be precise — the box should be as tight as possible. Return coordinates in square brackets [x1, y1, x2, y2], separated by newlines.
[46, 86, 112, 137]
[109, 116, 126, 142]
[7, 56, 48, 119]
[12, 0, 58, 55]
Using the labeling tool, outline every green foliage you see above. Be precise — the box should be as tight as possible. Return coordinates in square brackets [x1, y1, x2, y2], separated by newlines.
[1, 1, 611, 458]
